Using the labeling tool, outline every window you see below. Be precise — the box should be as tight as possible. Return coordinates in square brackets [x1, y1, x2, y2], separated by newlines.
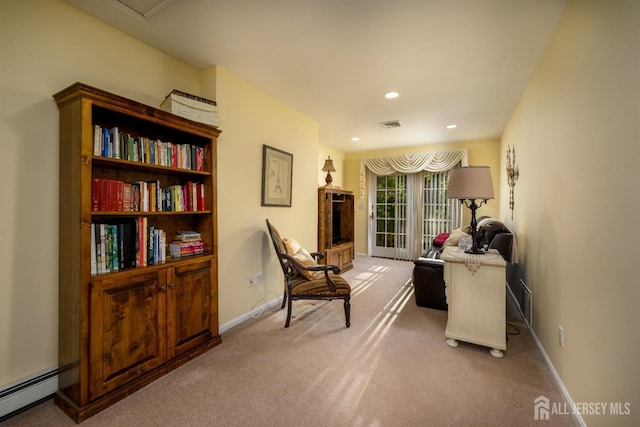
[422, 171, 454, 252]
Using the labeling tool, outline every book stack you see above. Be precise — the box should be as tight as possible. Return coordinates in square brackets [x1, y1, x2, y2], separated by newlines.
[169, 231, 205, 258]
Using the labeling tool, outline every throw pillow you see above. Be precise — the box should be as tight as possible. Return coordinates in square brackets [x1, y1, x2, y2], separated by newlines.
[433, 232, 450, 247]
[283, 238, 321, 280]
[283, 237, 302, 255]
[443, 228, 471, 247]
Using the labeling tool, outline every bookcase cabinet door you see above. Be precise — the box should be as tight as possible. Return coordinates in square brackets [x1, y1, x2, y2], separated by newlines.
[89, 270, 167, 400]
[167, 258, 214, 358]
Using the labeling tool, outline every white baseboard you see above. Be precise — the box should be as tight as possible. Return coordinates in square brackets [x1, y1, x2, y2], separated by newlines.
[0, 367, 58, 420]
[220, 296, 283, 333]
[506, 286, 585, 427]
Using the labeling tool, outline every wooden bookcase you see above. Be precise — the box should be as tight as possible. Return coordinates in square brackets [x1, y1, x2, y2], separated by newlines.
[317, 187, 355, 272]
[53, 82, 222, 422]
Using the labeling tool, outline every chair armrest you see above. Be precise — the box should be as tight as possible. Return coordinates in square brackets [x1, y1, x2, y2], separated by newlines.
[278, 252, 341, 291]
[310, 252, 325, 260]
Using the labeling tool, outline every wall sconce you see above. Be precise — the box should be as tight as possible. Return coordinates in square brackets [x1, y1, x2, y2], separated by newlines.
[506, 145, 519, 220]
[321, 156, 336, 186]
[447, 166, 495, 254]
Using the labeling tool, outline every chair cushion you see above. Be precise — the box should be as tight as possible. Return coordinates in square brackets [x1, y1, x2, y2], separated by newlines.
[291, 273, 351, 296]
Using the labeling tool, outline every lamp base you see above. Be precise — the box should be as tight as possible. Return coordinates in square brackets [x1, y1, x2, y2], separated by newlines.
[324, 172, 333, 186]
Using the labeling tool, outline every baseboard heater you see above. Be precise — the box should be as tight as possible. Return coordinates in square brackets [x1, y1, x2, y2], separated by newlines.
[0, 368, 58, 422]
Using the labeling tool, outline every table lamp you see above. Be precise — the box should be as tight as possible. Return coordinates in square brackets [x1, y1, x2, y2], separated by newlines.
[322, 156, 336, 186]
[447, 166, 495, 254]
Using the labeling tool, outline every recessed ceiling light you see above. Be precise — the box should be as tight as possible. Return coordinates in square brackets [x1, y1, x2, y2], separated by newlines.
[384, 91, 399, 99]
[351, 137, 360, 142]
[446, 124, 458, 129]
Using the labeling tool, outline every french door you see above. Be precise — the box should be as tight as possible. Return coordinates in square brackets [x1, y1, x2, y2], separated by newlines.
[368, 171, 461, 260]
[368, 174, 412, 259]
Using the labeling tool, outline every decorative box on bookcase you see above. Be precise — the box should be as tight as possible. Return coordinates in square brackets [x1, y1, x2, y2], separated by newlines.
[53, 82, 222, 423]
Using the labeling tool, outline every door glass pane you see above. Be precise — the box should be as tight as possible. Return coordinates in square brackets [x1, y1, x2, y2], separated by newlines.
[374, 175, 407, 250]
[423, 171, 452, 251]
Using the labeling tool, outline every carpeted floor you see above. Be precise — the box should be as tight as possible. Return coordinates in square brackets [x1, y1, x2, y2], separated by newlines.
[3, 255, 579, 426]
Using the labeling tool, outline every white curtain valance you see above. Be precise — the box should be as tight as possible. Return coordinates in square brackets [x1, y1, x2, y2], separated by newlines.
[359, 148, 468, 197]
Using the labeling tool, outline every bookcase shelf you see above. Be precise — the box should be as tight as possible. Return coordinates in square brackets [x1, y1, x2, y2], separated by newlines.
[91, 210, 213, 216]
[92, 156, 212, 175]
[54, 82, 222, 423]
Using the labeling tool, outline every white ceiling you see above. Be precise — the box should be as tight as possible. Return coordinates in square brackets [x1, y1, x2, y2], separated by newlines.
[65, 0, 568, 153]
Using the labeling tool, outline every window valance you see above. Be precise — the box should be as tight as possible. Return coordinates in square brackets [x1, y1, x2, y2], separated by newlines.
[359, 148, 468, 197]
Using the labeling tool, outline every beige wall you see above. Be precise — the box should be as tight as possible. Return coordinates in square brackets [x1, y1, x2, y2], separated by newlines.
[200, 66, 320, 327]
[0, 0, 199, 387]
[0, 0, 320, 389]
[501, 0, 639, 425]
[344, 139, 501, 254]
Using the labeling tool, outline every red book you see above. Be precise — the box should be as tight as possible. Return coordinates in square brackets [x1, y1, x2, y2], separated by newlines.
[99, 179, 109, 211]
[92, 178, 101, 211]
[108, 179, 121, 211]
[198, 183, 205, 210]
[195, 147, 202, 171]
[115, 180, 124, 211]
[171, 144, 178, 168]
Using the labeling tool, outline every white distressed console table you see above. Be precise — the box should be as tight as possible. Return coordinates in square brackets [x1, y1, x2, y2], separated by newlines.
[441, 246, 507, 358]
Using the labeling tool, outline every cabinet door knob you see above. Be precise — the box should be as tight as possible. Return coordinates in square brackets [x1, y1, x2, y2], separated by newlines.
[160, 284, 167, 292]
[169, 282, 176, 289]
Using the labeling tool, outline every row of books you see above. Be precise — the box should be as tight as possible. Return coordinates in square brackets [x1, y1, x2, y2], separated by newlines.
[90, 218, 167, 275]
[92, 178, 205, 212]
[93, 125, 205, 171]
[90, 225, 206, 276]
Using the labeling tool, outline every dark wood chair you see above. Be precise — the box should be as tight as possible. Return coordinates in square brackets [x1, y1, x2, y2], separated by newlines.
[266, 219, 351, 328]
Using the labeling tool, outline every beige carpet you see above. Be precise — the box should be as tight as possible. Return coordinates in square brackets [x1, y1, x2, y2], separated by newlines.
[4, 255, 578, 426]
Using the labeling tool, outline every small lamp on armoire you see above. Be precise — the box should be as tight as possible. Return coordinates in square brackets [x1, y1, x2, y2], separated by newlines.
[322, 156, 336, 186]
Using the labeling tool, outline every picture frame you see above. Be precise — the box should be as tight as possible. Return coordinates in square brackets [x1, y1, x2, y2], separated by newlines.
[261, 145, 293, 207]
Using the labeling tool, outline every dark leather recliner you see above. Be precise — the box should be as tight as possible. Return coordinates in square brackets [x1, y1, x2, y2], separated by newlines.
[413, 220, 513, 311]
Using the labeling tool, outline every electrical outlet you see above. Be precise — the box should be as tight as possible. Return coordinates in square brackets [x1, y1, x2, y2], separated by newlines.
[558, 326, 564, 348]
[247, 274, 254, 287]
[255, 272, 263, 285]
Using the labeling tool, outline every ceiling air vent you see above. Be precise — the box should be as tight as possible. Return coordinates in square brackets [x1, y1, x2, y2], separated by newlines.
[381, 120, 402, 129]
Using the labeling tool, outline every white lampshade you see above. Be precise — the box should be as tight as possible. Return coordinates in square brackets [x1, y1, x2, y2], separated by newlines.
[447, 166, 495, 200]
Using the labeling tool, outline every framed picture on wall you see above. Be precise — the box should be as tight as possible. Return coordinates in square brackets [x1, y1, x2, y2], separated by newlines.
[261, 145, 293, 207]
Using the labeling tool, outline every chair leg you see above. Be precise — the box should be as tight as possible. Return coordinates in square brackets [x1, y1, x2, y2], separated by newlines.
[285, 295, 293, 328]
[344, 297, 351, 328]
[281, 288, 287, 309]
